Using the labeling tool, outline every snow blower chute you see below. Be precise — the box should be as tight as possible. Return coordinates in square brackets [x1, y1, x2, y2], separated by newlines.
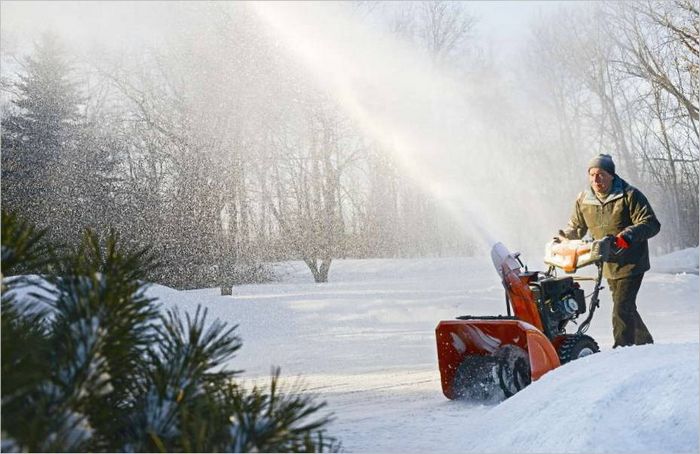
[436, 237, 617, 400]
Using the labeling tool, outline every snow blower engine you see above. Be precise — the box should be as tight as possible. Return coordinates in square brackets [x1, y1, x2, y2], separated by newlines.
[435, 236, 618, 401]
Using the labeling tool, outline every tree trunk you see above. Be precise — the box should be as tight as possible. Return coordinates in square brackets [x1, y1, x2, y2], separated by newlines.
[303, 257, 332, 283]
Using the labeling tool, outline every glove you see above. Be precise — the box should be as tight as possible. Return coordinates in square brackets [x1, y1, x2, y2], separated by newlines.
[615, 234, 630, 249]
[553, 230, 567, 243]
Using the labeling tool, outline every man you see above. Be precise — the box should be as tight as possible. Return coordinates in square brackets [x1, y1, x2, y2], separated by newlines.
[557, 154, 661, 347]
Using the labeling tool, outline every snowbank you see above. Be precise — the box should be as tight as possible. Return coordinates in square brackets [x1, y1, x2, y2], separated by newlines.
[652, 247, 699, 275]
[467, 343, 699, 453]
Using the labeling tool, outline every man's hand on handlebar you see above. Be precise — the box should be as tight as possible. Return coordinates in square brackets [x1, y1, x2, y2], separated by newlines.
[552, 230, 568, 243]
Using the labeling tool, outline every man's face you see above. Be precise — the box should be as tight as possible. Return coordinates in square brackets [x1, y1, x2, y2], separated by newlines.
[589, 168, 614, 194]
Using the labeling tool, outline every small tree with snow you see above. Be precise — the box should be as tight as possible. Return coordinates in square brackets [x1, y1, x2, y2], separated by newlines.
[1, 210, 338, 452]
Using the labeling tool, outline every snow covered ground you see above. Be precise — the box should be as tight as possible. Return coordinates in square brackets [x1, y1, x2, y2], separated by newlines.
[150, 247, 699, 453]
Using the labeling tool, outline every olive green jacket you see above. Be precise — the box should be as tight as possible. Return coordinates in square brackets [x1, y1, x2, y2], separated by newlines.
[562, 176, 661, 279]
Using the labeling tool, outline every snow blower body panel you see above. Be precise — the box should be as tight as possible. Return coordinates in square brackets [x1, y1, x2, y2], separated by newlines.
[435, 319, 560, 400]
[436, 238, 612, 401]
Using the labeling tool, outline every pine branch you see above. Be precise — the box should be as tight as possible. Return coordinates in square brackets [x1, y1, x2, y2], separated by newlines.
[1, 210, 338, 452]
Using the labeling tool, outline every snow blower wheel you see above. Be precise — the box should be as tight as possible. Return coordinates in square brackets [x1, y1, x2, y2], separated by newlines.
[450, 344, 533, 401]
[498, 356, 531, 398]
[451, 355, 504, 401]
[557, 334, 599, 364]
[495, 345, 532, 397]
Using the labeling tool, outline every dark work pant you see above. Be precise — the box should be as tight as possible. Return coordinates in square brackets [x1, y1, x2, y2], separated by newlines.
[608, 274, 653, 348]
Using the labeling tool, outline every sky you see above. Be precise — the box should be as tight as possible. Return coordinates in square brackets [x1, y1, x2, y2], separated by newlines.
[0, 1, 592, 58]
[468, 1, 592, 62]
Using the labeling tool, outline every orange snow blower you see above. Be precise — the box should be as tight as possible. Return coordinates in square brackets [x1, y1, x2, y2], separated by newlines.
[436, 237, 617, 400]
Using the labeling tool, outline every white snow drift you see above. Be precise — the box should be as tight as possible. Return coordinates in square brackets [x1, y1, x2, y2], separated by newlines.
[8, 249, 698, 452]
[149, 249, 699, 453]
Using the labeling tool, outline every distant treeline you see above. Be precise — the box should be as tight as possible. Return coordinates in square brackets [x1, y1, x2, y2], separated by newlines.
[2, 1, 697, 287]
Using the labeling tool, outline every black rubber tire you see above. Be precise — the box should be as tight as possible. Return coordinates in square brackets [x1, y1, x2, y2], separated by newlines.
[498, 356, 531, 398]
[495, 345, 532, 398]
[557, 334, 600, 364]
[452, 355, 502, 401]
[452, 346, 533, 401]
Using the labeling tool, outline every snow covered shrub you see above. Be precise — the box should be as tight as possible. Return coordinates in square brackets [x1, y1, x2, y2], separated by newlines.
[1, 210, 338, 452]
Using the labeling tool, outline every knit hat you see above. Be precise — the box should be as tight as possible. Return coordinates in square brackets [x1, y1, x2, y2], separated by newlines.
[588, 153, 615, 175]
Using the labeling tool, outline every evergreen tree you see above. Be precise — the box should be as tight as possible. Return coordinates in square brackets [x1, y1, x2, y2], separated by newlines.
[1, 33, 81, 232]
[1, 210, 339, 452]
[1, 33, 118, 246]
